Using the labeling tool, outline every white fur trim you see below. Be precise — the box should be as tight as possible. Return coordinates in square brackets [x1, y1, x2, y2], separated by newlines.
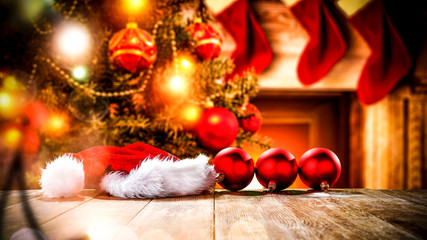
[205, 0, 237, 15]
[101, 154, 216, 198]
[40, 154, 85, 198]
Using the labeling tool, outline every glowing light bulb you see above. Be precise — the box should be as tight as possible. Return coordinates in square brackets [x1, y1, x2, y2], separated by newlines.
[3, 76, 19, 90]
[45, 114, 69, 135]
[72, 66, 88, 82]
[57, 23, 91, 57]
[4, 128, 22, 148]
[0, 92, 12, 109]
[182, 105, 202, 123]
[123, 0, 145, 14]
[169, 75, 187, 93]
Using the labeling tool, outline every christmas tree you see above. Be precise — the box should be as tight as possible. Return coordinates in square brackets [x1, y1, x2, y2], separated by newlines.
[0, 0, 270, 183]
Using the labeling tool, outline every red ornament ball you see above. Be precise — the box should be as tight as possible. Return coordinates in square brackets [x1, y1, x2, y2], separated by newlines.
[298, 148, 341, 190]
[213, 147, 254, 191]
[187, 21, 222, 60]
[109, 22, 156, 73]
[239, 103, 262, 133]
[255, 148, 298, 191]
[195, 107, 239, 152]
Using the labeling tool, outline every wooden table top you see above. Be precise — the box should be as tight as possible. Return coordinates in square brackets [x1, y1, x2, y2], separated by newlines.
[1, 189, 427, 240]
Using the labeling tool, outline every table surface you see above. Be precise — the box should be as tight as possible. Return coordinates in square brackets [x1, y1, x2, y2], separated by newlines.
[1, 189, 427, 240]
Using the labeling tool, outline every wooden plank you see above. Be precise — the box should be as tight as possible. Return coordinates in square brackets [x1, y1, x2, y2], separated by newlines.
[2, 190, 98, 239]
[275, 190, 416, 239]
[407, 99, 423, 189]
[380, 189, 427, 208]
[388, 94, 405, 189]
[1, 190, 43, 209]
[342, 189, 427, 239]
[215, 190, 319, 240]
[41, 195, 151, 240]
[123, 193, 213, 240]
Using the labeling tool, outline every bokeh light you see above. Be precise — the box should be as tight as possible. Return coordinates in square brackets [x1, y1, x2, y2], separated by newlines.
[45, 113, 69, 136]
[72, 66, 89, 82]
[169, 75, 187, 93]
[0, 91, 16, 117]
[56, 23, 91, 58]
[4, 127, 22, 149]
[181, 104, 202, 124]
[123, 0, 145, 14]
[3, 76, 20, 91]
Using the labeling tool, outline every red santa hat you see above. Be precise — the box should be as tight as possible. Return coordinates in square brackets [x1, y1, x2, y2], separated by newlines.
[40, 142, 216, 198]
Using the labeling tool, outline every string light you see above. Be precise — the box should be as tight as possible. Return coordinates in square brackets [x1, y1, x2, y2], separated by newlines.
[123, 0, 145, 14]
[72, 66, 88, 82]
[177, 56, 194, 72]
[181, 105, 202, 124]
[169, 75, 187, 93]
[45, 114, 69, 136]
[4, 128, 22, 148]
[56, 23, 91, 57]
[0, 91, 15, 117]
[3, 76, 20, 91]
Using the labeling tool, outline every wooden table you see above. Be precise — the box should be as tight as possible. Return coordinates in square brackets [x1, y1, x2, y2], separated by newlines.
[1, 189, 427, 240]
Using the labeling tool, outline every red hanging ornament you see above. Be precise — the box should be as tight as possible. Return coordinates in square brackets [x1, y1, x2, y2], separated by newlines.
[298, 148, 341, 190]
[239, 103, 262, 133]
[213, 147, 254, 191]
[109, 22, 157, 73]
[255, 148, 298, 192]
[187, 20, 222, 60]
[195, 107, 239, 152]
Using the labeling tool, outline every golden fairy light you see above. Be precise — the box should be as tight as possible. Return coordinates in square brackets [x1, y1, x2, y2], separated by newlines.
[45, 114, 69, 136]
[181, 104, 202, 124]
[0, 91, 16, 117]
[56, 23, 91, 58]
[3, 76, 20, 91]
[72, 66, 89, 82]
[123, 0, 145, 14]
[4, 127, 22, 148]
[169, 75, 187, 93]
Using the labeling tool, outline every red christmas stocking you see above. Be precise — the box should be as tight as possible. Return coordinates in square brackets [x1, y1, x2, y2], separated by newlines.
[287, 0, 348, 85]
[345, 0, 411, 104]
[205, 0, 273, 77]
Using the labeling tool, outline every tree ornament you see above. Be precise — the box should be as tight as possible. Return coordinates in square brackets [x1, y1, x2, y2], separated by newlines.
[108, 22, 157, 73]
[298, 148, 341, 190]
[255, 148, 298, 192]
[239, 103, 262, 133]
[213, 147, 254, 191]
[195, 107, 239, 151]
[187, 20, 222, 60]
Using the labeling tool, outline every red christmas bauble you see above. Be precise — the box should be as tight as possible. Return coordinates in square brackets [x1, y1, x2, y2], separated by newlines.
[255, 148, 298, 191]
[239, 103, 262, 133]
[213, 147, 254, 191]
[298, 148, 341, 190]
[109, 22, 157, 72]
[187, 21, 222, 60]
[195, 107, 239, 151]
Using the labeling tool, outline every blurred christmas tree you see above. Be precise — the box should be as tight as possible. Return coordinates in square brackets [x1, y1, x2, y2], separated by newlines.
[0, 0, 270, 163]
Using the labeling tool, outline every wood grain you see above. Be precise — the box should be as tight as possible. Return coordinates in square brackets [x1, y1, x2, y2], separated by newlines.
[348, 189, 427, 239]
[2, 189, 427, 240]
[215, 190, 318, 240]
[41, 195, 151, 240]
[123, 193, 213, 240]
[2, 191, 98, 239]
[1, 190, 43, 209]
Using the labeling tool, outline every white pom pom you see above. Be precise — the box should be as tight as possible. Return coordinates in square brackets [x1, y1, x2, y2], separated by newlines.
[40, 154, 85, 198]
[101, 154, 216, 198]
